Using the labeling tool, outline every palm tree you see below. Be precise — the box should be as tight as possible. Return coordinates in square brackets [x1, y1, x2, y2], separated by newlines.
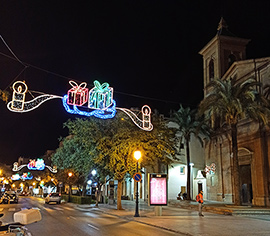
[199, 78, 270, 205]
[171, 105, 210, 200]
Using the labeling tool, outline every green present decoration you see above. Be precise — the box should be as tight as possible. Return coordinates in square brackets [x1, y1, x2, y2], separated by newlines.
[88, 80, 113, 110]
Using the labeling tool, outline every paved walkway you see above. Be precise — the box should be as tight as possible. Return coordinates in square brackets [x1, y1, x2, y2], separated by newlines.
[74, 200, 270, 236]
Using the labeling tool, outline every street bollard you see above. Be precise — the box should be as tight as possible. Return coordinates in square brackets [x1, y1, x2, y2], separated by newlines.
[154, 206, 162, 216]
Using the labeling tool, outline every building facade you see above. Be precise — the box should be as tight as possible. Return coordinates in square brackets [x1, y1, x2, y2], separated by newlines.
[199, 18, 270, 206]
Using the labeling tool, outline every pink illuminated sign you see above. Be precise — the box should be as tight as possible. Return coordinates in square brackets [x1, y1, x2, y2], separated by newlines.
[148, 173, 167, 206]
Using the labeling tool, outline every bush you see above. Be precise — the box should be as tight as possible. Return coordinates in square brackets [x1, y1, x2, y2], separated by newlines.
[62, 194, 95, 204]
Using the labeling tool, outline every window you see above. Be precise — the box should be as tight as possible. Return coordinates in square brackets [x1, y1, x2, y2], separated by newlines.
[209, 59, 214, 80]
[228, 54, 236, 68]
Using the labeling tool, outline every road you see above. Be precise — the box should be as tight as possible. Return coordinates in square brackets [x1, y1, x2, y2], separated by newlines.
[0, 197, 181, 236]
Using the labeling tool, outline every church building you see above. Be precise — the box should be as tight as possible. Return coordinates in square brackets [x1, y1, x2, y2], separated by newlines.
[199, 18, 270, 206]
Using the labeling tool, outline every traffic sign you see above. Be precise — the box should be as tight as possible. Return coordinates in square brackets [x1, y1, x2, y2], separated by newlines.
[133, 172, 142, 182]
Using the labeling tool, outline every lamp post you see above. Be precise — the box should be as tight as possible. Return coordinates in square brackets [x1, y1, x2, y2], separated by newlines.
[134, 150, 142, 217]
[68, 172, 73, 202]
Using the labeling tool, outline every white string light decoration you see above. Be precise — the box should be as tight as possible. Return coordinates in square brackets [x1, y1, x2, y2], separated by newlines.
[7, 80, 153, 131]
[12, 161, 57, 173]
[11, 81, 28, 111]
[116, 105, 153, 131]
[7, 81, 62, 113]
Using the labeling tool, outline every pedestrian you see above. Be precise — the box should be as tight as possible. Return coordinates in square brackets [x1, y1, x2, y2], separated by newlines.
[196, 190, 204, 216]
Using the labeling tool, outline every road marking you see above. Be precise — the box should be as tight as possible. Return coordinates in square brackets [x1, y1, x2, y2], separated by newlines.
[8, 208, 16, 212]
[69, 216, 76, 220]
[87, 223, 99, 231]
[32, 207, 40, 210]
[44, 207, 54, 212]
[63, 207, 75, 211]
[53, 207, 63, 211]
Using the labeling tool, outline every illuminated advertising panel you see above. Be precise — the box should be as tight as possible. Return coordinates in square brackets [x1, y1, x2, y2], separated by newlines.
[148, 173, 167, 206]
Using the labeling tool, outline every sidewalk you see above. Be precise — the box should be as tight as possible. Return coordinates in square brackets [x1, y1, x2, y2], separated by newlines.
[75, 200, 270, 236]
[170, 199, 270, 215]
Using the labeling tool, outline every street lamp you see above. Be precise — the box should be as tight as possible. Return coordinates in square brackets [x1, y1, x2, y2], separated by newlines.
[134, 150, 142, 217]
[68, 172, 73, 178]
[68, 172, 73, 202]
[91, 169, 97, 176]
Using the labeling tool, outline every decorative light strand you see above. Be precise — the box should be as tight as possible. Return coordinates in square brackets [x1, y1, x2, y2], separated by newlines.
[117, 105, 153, 131]
[204, 163, 216, 174]
[12, 161, 57, 173]
[63, 95, 116, 119]
[27, 158, 45, 171]
[45, 165, 58, 173]
[67, 81, 89, 106]
[88, 80, 113, 110]
[7, 81, 62, 113]
[12, 163, 27, 171]
[7, 80, 153, 131]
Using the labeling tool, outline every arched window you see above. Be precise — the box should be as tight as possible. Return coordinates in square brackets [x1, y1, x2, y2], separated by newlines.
[228, 54, 236, 68]
[209, 59, 214, 80]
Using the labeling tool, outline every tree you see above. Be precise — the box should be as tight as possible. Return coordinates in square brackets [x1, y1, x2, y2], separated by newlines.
[52, 135, 94, 195]
[0, 90, 9, 103]
[57, 112, 176, 210]
[95, 113, 175, 209]
[170, 105, 210, 200]
[199, 78, 270, 205]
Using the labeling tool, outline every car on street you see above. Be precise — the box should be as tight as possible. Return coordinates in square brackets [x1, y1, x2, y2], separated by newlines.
[45, 192, 61, 204]
[19, 191, 29, 196]
[1, 191, 19, 204]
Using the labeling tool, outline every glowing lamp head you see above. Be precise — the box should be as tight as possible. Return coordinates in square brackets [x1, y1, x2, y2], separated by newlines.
[91, 170, 97, 176]
[134, 151, 142, 161]
[68, 172, 73, 177]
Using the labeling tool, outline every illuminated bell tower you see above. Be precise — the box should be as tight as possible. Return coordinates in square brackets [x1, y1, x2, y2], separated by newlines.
[199, 17, 250, 97]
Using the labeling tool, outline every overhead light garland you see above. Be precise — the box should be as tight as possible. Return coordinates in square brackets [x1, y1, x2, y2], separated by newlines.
[7, 81, 62, 112]
[7, 80, 153, 131]
[116, 105, 153, 131]
[12, 160, 57, 173]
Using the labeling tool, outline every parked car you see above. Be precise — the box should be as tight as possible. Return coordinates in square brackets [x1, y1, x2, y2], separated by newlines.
[19, 191, 29, 196]
[45, 192, 61, 204]
[1, 191, 18, 204]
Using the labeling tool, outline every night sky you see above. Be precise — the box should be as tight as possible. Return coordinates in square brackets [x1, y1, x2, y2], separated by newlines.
[0, 1, 270, 164]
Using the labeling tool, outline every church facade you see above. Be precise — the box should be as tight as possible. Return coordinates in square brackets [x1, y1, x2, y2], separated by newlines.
[199, 18, 270, 206]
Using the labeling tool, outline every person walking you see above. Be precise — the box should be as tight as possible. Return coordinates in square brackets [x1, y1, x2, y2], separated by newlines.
[196, 190, 204, 216]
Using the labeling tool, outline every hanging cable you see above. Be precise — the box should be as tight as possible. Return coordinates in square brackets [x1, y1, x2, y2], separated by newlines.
[4, 66, 28, 91]
[0, 35, 26, 67]
[0, 48, 195, 106]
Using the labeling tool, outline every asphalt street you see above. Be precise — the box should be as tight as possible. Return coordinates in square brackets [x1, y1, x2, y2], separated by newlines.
[0, 197, 181, 236]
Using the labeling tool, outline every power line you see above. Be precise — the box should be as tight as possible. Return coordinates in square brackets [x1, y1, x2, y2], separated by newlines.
[0, 51, 196, 107]
[114, 90, 179, 104]
[0, 35, 26, 67]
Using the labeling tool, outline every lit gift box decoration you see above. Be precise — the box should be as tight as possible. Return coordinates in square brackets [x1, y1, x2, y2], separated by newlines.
[89, 80, 113, 110]
[7, 79, 153, 131]
[67, 81, 89, 106]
